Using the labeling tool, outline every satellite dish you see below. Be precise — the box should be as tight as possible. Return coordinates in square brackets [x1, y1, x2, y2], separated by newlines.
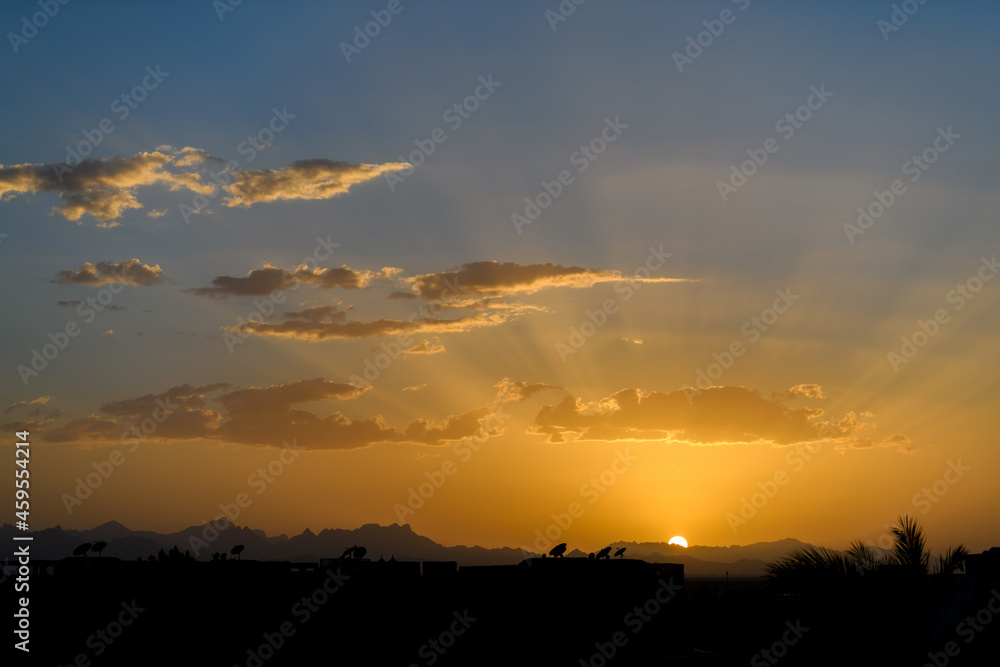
[596, 546, 612, 560]
[353, 546, 367, 560]
[614, 547, 626, 559]
[231, 545, 245, 560]
[341, 546, 356, 559]
[92, 541, 108, 557]
[73, 543, 92, 557]
[549, 543, 567, 558]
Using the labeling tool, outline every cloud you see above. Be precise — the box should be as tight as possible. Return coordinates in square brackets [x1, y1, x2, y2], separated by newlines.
[45, 414, 129, 443]
[1, 417, 57, 432]
[188, 266, 291, 297]
[156, 145, 224, 168]
[495, 378, 563, 403]
[528, 385, 886, 447]
[789, 384, 825, 399]
[188, 265, 399, 297]
[230, 308, 521, 341]
[404, 260, 692, 300]
[38, 378, 505, 451]
[403, 341, 445, 355]
[0, 150, 214, 222]
[5, 396, 52, 413]
[102, 329, 114, 337]
[146, 209, 168, 218]
[217, 378, 367, 415]
[97, 383, 228, 417]
[199, 259, 686, 342]
[880, 433, 915, 453]
[222, 159, 412, 207]
[54, 259, 163, 286]
[403, 384, 428, 392]
[0, 150, 411, 223]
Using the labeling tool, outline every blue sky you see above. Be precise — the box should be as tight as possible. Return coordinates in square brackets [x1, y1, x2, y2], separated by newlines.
[2, 0, 998, 550]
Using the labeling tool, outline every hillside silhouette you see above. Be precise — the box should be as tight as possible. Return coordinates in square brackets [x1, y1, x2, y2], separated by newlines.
[0, 522, 804, 575]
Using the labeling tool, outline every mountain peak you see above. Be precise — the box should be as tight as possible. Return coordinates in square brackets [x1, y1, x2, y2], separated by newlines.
[94, 520, 129, 531]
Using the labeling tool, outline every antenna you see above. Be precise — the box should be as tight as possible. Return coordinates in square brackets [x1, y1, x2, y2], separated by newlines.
[548, 543, 567, 558]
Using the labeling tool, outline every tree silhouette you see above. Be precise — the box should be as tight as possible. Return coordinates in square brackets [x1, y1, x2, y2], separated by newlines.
[764, 514, 968, 664]
[935, 543, 967, 576]
[92, 541, 107, 557]
[766, 514, 966, 587]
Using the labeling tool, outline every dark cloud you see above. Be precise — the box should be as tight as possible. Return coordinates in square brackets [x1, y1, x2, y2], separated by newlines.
[188, 265, 399, 297]
[35, 378, 505, 451]
[405, 260, 690, 300]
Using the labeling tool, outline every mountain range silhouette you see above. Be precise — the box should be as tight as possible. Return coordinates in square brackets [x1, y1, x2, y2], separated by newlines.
[1, 521, 811, 575]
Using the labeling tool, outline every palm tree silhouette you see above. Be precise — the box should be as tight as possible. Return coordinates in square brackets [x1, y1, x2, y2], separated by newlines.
[766, 513, 966, 586]
[764, 514, 968, 664]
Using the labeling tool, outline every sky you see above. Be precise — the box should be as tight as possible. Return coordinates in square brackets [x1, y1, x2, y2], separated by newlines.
[2, 0, 998, 556]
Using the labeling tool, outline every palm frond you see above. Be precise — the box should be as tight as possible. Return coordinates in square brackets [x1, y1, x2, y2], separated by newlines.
[766, 546, 855, 579]
[846, 540, 891, 576]
[934, 544, 968, 575]
[889, 514, 929, 571]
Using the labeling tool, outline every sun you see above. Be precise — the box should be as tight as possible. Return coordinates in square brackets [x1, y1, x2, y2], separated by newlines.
[668, 536, 688, 548]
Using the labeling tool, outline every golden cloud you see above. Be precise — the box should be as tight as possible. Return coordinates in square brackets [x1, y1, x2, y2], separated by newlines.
[404, 260, 691, 300]
[529, 385, 892, 448]
[0, 149, 410, 223]
[222, 159, 412, 207]
[54, 259, 164, 286]
[0, 150, 214, 222]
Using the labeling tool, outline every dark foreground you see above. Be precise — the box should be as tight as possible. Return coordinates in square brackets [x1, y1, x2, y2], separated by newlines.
[5, 554, 1000, 666]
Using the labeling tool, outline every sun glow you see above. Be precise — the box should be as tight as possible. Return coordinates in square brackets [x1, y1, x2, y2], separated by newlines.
[668, 536, 688, 548]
